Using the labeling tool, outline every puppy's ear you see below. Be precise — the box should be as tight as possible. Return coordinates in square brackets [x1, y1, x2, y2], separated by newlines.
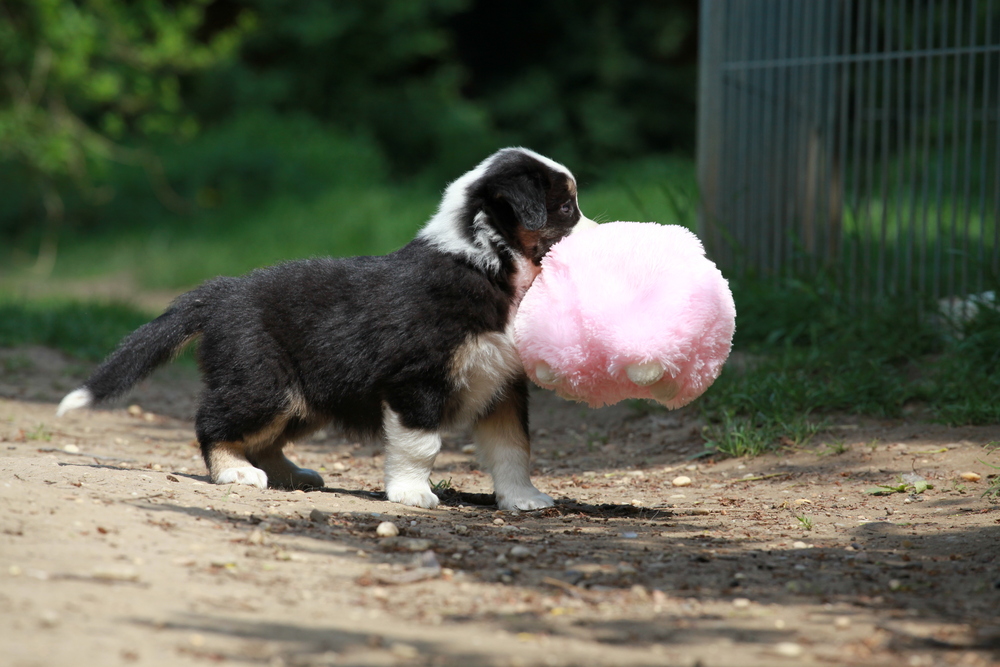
[487, 174, 547, 231]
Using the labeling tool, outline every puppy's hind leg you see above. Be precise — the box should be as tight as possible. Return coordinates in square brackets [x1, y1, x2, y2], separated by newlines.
[382, 405, 441, 509]
[197, 398, 282, 490]
[203, 440, 269, 489]
[252, 439, 325, 491]
[474, 380, 553, 511]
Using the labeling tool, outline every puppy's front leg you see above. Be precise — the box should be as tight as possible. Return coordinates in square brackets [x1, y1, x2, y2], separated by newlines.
[474, 381, 554, 511]
[382, 406, 442, 509]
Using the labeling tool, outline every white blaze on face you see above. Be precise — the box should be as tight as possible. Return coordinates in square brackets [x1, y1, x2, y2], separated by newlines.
[572, 214, 599, 235]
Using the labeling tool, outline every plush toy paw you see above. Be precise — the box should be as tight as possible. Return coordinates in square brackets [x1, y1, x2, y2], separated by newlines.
[516, 222, 736, 409]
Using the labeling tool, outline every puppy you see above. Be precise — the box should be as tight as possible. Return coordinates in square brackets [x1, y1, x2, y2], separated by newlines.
[57, 147, 597, 510]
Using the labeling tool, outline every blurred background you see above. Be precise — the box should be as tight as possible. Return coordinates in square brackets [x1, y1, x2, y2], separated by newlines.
[0, 0, 698, 289]
[2, 0, 999, 457]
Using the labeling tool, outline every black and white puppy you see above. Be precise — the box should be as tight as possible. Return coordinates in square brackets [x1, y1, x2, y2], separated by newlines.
[57, 147, 597, 510]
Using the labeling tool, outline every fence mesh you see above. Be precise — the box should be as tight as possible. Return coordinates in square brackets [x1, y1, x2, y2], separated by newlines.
[697, 0, 1000, 314]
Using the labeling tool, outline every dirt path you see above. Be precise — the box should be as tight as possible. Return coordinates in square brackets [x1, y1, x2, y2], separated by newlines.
[2, 345, 999, 667]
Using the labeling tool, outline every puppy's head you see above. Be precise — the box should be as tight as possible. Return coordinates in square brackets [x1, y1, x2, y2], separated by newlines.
[420, 147, 597, 273]
[474, 148, 596, 266]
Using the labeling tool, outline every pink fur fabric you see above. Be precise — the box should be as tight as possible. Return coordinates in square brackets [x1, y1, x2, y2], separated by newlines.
[515, 222, 736, 408]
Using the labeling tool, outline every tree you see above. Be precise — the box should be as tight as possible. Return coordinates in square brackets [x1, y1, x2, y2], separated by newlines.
[0, 0, 250, 269]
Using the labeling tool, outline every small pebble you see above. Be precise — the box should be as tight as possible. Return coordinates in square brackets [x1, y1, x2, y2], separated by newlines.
[792, 541, 809, 549]
[960, 472, 981, 482]
[127, 405, 143, 417]
[454, 524, 469, 535]
[732, 598, 751, 609]
[773, 642, 803, 658]
[38, 610, 59, 628]
[621, 532, 638, 539]
[461, 444, 476, 454]
[671, 476, 692, 487]
[63, 444, 80, 454]
[308, 509, 327, 524]
[834, 616, 851, 629]
[391, 644, 419, 659]
[377, 537, 432, 551]
[376, 521, 400, 537]
[493, 518, 505, 526]
[509, 545, 532, 559]
[630, 499, 643, 507]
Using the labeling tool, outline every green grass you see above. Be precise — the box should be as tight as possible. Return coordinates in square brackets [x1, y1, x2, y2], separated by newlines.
[44, 185, 440, 289]
[0, 295, 154, 361]
[4, 156, 698, 291]
[696, 273, 1000, 459]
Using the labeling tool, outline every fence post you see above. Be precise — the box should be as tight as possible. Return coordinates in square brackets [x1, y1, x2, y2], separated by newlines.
[697, 0, 727, 264]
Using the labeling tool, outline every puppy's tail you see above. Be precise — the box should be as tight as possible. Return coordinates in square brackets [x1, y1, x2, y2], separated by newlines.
[57, 287, 214, 416]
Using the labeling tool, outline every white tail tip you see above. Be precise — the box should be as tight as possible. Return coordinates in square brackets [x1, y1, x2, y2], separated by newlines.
[57, 388, 93, 417]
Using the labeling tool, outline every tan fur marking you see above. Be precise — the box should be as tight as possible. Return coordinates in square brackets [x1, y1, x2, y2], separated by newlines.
[285, 386, 309, 419]
[207, 440, 254, 477]
[448, 327, 522, 428]
[207, 414, 289, 473]
[206, 388, 316, 483]
[514, 228, 541, 258]
[474, 395, 530, 455]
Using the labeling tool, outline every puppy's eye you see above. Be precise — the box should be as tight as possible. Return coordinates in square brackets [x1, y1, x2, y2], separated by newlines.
[560, 201, 574, 216]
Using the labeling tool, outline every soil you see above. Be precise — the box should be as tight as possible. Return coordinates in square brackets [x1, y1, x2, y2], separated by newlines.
[2, 344, 999, 667]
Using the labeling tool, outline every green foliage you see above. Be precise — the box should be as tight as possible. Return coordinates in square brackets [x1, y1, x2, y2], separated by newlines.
[865, 476, 932, 496]
[930, 301, 1000, 425]
[0, 294, 152, 360]
[0, 0, 700, 243]
[698, 273, 1000, 457]
[701, 408, 822, 459]
[191, 0, 696, 178]
[450, 1, 698, 170]
[191, 0, 493, 180]
[2, 154, 694, 289]
[0, 0, 250, 230]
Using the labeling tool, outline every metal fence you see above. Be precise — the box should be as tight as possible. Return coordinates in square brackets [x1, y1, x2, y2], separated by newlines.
[697, 0, 1000, 310]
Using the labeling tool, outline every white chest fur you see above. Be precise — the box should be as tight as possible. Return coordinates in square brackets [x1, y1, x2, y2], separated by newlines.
[448, 323, 523, 427]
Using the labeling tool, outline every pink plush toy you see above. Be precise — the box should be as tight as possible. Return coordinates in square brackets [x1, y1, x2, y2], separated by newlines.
[514, 221, 736, 408]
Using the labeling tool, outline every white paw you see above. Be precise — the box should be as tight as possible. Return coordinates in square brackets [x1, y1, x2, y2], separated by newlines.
[386, 483, 440, 509]
[215, 466, 268, 489]
[497, 489, 554, 511]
